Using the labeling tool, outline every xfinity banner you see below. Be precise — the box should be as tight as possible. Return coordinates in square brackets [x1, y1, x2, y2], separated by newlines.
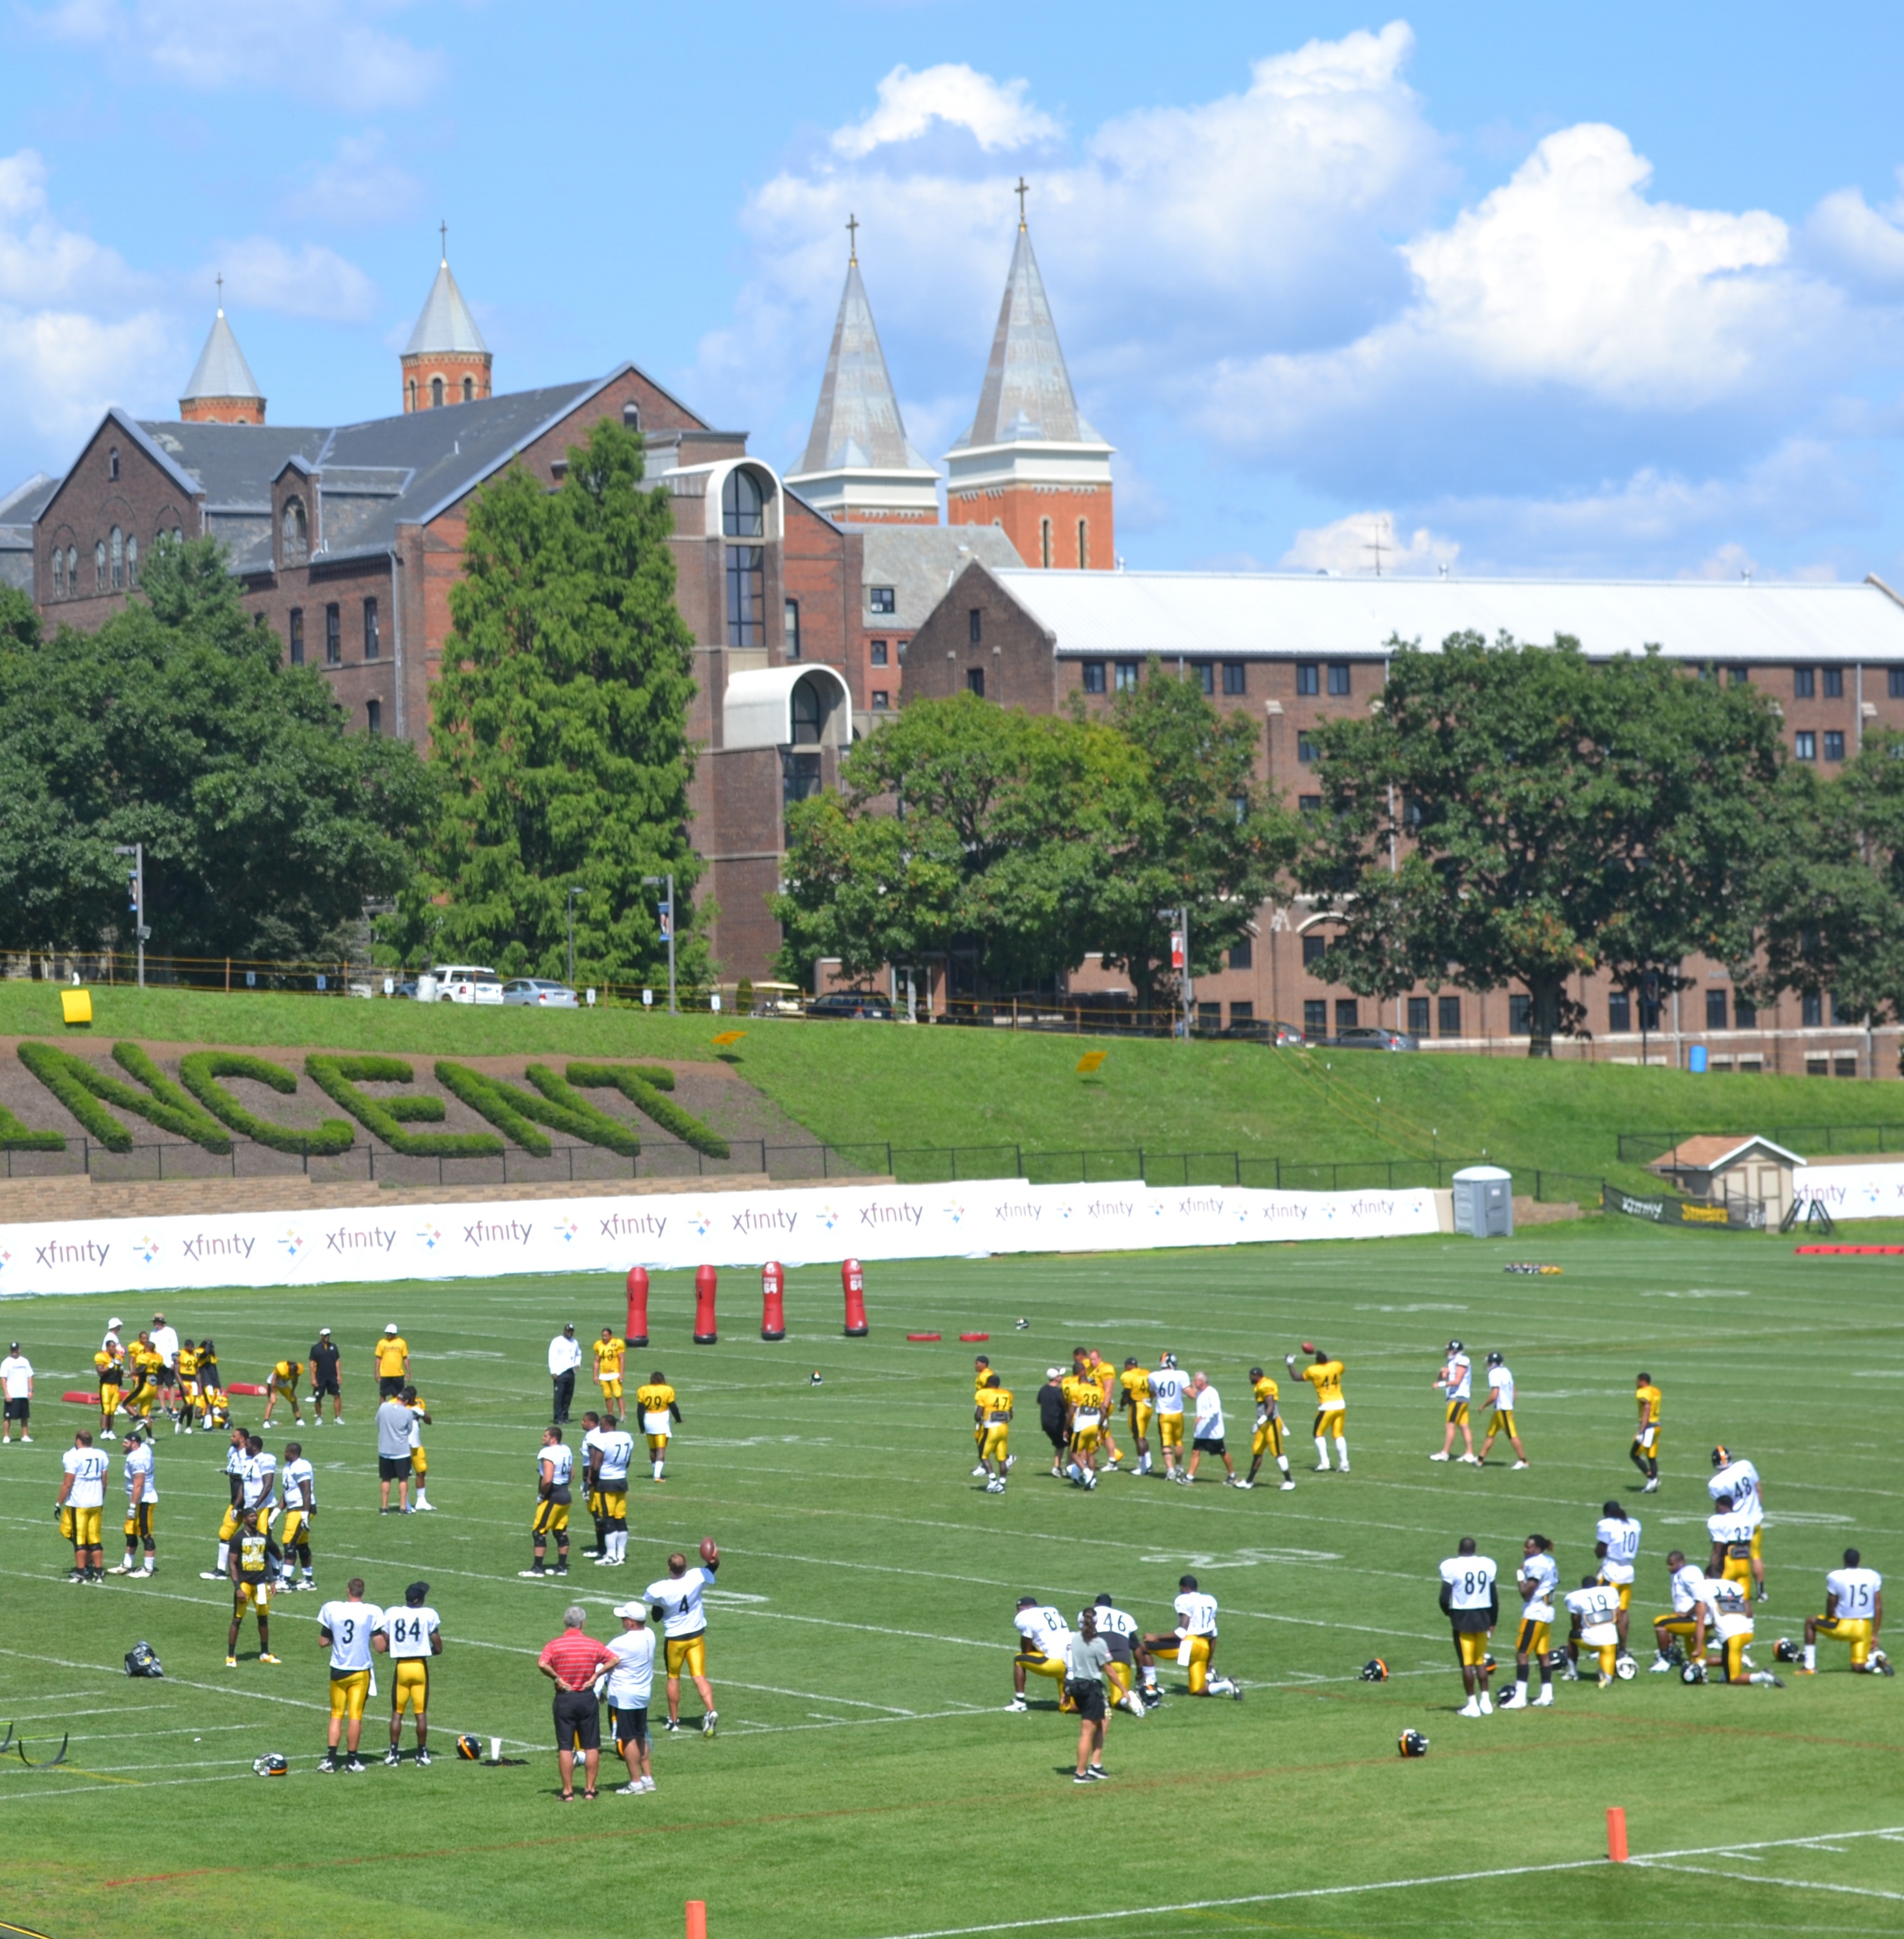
[0, 1178, 1443, 1298]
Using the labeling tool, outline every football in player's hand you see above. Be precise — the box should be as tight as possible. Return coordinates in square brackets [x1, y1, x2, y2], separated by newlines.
[699, 1537, 719, 1565]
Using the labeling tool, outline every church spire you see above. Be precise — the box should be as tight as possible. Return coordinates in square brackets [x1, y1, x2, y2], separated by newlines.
[784, 219, 941, 525]
[400, 226, 492, 412]
[179, 278, 266, 425]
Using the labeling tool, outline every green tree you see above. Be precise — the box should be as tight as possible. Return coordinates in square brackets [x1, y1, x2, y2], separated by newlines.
[395, 417, 704, 984]
[1300, 634, 1785, 1056]
[0, 539, 431, 961]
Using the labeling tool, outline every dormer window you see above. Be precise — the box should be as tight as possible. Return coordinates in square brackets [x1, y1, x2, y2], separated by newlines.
[869, 586, 896, 615]
[281, 495, 308, 565]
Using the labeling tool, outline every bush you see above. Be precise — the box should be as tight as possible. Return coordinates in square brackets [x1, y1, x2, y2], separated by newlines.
[435, 1062, 551, 1156]
[0, 1102, 65, 1152]
[17, 1040, 231, 1154]
[567, 1062, 730, 1160]
[304, 1053, 503, 1158]
[178, 1052, 355, 1158]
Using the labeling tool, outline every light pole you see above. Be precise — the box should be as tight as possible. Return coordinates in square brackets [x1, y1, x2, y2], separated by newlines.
[114, 843, 147, 987]
[643, 874, 676, 1013]
[566, 886, 579, 992]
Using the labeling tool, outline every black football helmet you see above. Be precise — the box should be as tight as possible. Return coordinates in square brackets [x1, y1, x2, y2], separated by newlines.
[252, 1753, 288, 1777]
[1359, 1658, 1389, 1682]
[456, 1733, 482, 1760]
[1711, 1445, 1731, 1469]
[1397, 1729, 1430, 1757]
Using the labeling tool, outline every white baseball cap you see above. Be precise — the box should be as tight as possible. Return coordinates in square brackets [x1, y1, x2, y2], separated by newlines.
[319, 1327, 333, 1336]
[108, 1317, 124, 1330]
[1046, 1367, 1063, 1380]
[612, 1602, 647, 1622]
[384, 1323, 399, 1335]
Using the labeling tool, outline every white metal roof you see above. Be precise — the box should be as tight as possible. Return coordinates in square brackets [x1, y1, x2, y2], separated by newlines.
[723, 665, 853, 751]
[993, 569, 1904, 663]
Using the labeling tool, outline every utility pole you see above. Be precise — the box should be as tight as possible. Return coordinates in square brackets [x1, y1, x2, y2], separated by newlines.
[643, 874, 676, 1013]
[115, 843, 147, 986]
[566, 886, 579, 991]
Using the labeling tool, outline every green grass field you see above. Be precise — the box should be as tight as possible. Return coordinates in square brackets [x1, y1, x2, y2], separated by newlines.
[0, 1223, 1898, 1939]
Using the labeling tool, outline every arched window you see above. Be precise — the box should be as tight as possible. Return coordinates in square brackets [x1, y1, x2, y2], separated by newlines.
[51, 549, 64, 598]
[110, 526, 124, 590]
[791, 675, 825, 746]
[281, 496, 308, 565]
[622, 402, 641, 432]
[407, 378, 417, 412]
[95, 539, 106, 591]
[126, 535, 137, 585]
[461, 374, 474, 402]
[1040, 518, 1052, 569]
[108, 448, 120, 481]
[431, 375, 445, 408]
[721, 467, 765, 537]
[67, 546, 78, 591]
[1077, 519, 1088, 570]
[366, 699, 382, 735]
[169, 527, 182, 544]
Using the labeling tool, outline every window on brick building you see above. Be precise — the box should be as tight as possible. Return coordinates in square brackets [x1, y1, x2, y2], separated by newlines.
[1793, 667, 1815, 698]
[897, 637, 909, 659]
[1302, 934, 1327, 968]
[1114, 660, 1138, 691]
[363, 597, 379, 661]
[723, 469, 766, 537]
[1229, 936, 1252, 970]
[366, 699, 381, 735]
[1439, 994, 1461, 1037]
[1825, 667, 1845, 698]
[1802, 990, 1823, 1026]
[726, 548, 765, 646]
[1890, 668, 1904, 699]
[1508, 992, 1532, 1034]
[1223, 662, 1246, 695]
[784, 598, 801, 660]
[872, 690, 890, 710]
[1232, 794, 1248, 822]
[1735, 995, 1757, 1027]
[109, 526, 123, 591]
[109, 448, 119, 481]
[1706, 988, 1728, 1030]
[1077, 519, 1088, 569]
[407, 379, 418, 412]
[1082, 661, 1105, 693]
[126, 535, 137, 586]
[1327, 662, 1351, 696]
[1231, 1001, 1254, 1024]
[1303, 999, 1327, 1037]
[281, 497, 308, 565]
[1190, 661, 1214, 694]
[1833, 992, 1856, 1025]
[431, 376, 444, 408]
[1040, 518, 1053, 569]
[1731, 665, 1750, 686]
[870, 639, 888, 667]
[1795, 730, 1817, 761]
[1297, 732, 1316, 764]
[967, 607, 980, 643]
[462, 375, 474, 402]
[94, 539, 105, 591]
[66, 545, 77, 592]
[1407, 996, 1429, 1035]
[1825, 730, 1845, 762]
[51, 548, 64, 598]
[622, 403, 641, 431]
[1299, 793, 1322, 814]
[967, 668, 986, 699]
[288, 609, 304, 665]
[325, 604, 341, 667]
[1296, 662, 1319, 695]
[868, 586, 896, 615]
[1335, 998, 1359, 1032]
[1608, 989, 1631, 1032]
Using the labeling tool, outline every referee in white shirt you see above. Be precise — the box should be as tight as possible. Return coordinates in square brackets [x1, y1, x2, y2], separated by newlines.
[548, 1324, 583, 1425]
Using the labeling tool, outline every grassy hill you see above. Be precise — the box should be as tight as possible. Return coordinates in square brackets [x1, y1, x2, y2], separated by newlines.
[6, 980, 1901, 1192]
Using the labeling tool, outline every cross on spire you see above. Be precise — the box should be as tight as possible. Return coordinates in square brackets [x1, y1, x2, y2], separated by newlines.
[215, 271, 223, 314]
[846, 212, 859, 264]
[1015, 177, 1030, 228]
[439, 218, 448, 263]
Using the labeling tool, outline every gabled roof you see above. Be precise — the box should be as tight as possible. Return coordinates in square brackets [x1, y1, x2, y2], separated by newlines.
[951, 223, 1102, 452]
[1649, 1136, 1805, 1174]
[404, 255, 489, 357]
[790, 258, 935, 480]
[181, 308, 262, 403]
[0, 472, 58, 524]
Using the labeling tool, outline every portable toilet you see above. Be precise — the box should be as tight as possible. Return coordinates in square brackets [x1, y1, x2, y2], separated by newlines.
[1452, 1165, 1513, 1238]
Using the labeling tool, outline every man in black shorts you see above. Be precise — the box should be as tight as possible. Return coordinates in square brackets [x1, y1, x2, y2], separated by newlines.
[376, 1392, 413, 1514]
[1064, 1606, 1113, 1784]
[308, 1328, 344, 1426]
[603, 1602, 657, 1793]
[1037, 1369, 1068, 1478]
[538, 1606, 617, 1802]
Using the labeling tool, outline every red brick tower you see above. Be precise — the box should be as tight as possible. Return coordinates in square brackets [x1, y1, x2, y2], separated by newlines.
[179, 279, 266, 425]
[945, 185, 1112, 570]
[400, 225, 491, 413]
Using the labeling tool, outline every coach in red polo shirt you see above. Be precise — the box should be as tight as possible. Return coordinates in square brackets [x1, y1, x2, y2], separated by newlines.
[538, 1603, 618, 1800]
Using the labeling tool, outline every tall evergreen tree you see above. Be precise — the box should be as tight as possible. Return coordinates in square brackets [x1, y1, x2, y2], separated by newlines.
[396, 417, 705, 984]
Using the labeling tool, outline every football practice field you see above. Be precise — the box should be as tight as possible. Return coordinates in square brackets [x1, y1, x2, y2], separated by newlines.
[0, 1223, 1899, 1939]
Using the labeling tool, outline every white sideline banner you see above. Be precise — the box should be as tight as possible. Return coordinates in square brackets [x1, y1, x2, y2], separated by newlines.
[1792, 1161, 1904, 1220]
[0, 1179, 1443, 1298]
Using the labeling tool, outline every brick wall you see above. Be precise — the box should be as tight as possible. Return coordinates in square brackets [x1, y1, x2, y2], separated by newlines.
[948, 482, 1112, 570]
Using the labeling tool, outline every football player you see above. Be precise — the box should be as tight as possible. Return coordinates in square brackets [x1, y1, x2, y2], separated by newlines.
[1086, 1351, 1124, 1470]
[635, 1371, 681, 1483]
[202, 1425, 250, 1581]
[317, 1577, 382, 1772]
[174, 1338, 200, 1434]
[377, 1580, 443, 1763]
[1141, 1574, 1238, 1697]
[1010, 1596, 1074, 1712]
[1061, 1363, 1103, 1489]
[1476, 1352, 1528, 1468]
[261, 1355, 303, 1428]
[1288, 1345, 1349, 1473]
[1245, 1365, 1295, 1490]
[1595, 1500, 1642, 1649]
[1693, 1572, 1782, 1686]
[1498, 1534, 1558, 1709]
[1564, 1576, 1625, 1686]
[57, 1428, 109, 1583]
[240, 1433, 277, 1535]
[402, 1386, 434, 1513]
[93, 1337, 126, 1435]
[1088, 1593, 1152, 1713]
[1429, 1341, 1477, 1464]
[1801, 1548, 1888, 1675]
[1709, 1445, 1767, 1599]
[1705, 1491, 1756, 1605]
[593, 1327, 627, 1425]
[1148, 1354, 1189, 1483]
[277, 1440, 316, 1591]
[1439, 1537, 1498, 1715]
[977, 1374, 1013, 1493]
[969, 1355, 994, 1476]
[521, 1426, 573, 1578]
[1649, 1549, 1707, 1671]
[225, 1509, 281, 1666]
[109, 1426, 157, 1578]
[122, 1331, 162, 1426]
[1119, 1358, 1153, 1476]
[1630, 1371, 1662, 1492]
[646, 1542, 719, 1737]
[585, 1410, 635, 1564]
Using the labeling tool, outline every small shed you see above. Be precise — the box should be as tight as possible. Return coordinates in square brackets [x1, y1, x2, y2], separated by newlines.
[1452, 1165, 1513, 1238]
[1647, 1135, 1802, 1224]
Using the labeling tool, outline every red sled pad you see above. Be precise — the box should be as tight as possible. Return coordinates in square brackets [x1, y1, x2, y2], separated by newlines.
[61, 1389, 96, 1404]
[227, 1382, 270, 1395]
[958, 1332, 990, 1342]
[905, 1332, 943, 1342]
[1795, 1244, 1904, 1255]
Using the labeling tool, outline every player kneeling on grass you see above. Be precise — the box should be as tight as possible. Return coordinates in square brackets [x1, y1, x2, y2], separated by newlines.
[1564, 1577, 1626, 1688]
[1065, 1608, 1115, 1784]
[1142, 1576, 1239, 1698]
[648, 1539, 720, 1738]
[1692, 1574, 1784, 1688]
[1010, 1597, 1075, 1712]
[377, 1581, 444, 1764]
[227, 1509, 281, 1667]
[1498, 1535, 1558, 1709]
[1649, 1550, 1706, 1673]
[1088, 1593, 1152, 1713]
[318, 1578, 382, 1772]
[1797, 1549, 1889, 1675]
[600, 1602, 658, 1793]
[1439, 1537, 1498, 1717]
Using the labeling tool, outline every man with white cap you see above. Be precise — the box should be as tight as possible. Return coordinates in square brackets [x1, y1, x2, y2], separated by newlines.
[548, 1323, 582, 1426]
[374, 1324, 408, 1400]
[600, 1602, 657, 1793]
[0, 1342, 33, 1444]
[308, 1328, 344, 1426]
[149, 1312, 180, 1430]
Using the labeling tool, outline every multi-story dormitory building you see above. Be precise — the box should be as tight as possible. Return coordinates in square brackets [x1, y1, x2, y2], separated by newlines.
[11, 212, 1904, 1072]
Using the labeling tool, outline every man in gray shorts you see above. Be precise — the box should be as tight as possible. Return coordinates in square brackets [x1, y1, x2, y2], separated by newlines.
[1090, 1593, 1153, 1712]
[376, 1393, 414, 1514]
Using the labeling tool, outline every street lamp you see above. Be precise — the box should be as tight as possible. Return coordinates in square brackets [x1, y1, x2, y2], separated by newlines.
[566, 886, 579, 992]
[642, 874, 676, 1014]
[113, 843, 148, 987]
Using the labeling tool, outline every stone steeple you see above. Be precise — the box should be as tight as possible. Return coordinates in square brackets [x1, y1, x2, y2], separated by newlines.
[180, 281, 266, 425]
[401, 225, 492, 412]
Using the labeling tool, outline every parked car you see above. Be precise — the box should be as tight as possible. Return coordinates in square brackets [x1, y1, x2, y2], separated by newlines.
[430, 964, 504, 1005]
[501, 978, 579, 1007]
[1331, 1024, 1419, 1052]
[1215, 1018, 1308, 1046]
[808, 990, 894, 1020]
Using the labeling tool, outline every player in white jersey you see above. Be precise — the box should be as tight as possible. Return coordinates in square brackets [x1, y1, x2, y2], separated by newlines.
[1564, 1578, 1626, 1684]
[1439, 1537, 1500, 1716]
[1147, 1357, 1189, 1482]
[318, 1578, 384, 1772]
[1649, 1550, 1707, 1671]
[1801, 1548, 1889, 1674]
[1140, 1575, 1239, 1698]
[1010, 1597, 1074, 1711]
[1694, 1573, 1782, 1686]
[1430, 1341, 1477, 1464]
[1476, 1353, 1528, 1468]
[1709, 1446, 1767, 1599]
[646, 1544, 719, 1735]
[1595, 1500, 1642, 1651]
[523, 1427, 574, 1578]
[241, 1436, 277, 1531]
[109, 1429, 158, 1576]
[376, 1580, 443, 1763]
[1499, 1535, 1559, 1709]
[585, 1412, 636, 1567]
[1086, 1593, 1151, 1714]
[1705, 1493, 1757, 1605]
[278, 1442, 316, 1590]
[57, 1430, 109, 1582]
[202, 1426, 249, 1580]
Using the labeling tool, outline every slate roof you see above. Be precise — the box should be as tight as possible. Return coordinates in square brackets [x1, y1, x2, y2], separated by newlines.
[0, 471, 59, 590]
[857, 525, 1022, 630]
[404, 256, 489, 357]
[951, 223, 1103, 452]
[790, 258, 935, 479]
[180, 309, 263, 402]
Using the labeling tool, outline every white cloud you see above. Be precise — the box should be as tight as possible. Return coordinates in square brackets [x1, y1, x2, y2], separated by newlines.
[27, 0, 443, 109]
[1801, 176, 1904, 294]
[281, 130, 424, 230]
[1281, 510, 1458, 576]
[207, 239, 379, 322]
[831, 64, 1060, 159]
[0, 149, 150, 309]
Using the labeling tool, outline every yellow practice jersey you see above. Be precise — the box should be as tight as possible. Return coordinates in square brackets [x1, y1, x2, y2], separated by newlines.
[1636, 1384, 1662, 1425]
[971, 1377, 994, 1413]
[982, 1386, 1014, 1423]
[374, 1338, 408, 1376]
[407, 1396, 428, 1426]
[636, 1382, 676, 1417]
[176, 1348, 199, 1381]
[131, 1346, 163, 1382]
[1120, 1367, 1150, 1409]
[1304, 1360, 1345, 1407]
[273, 1360, 302, 1384]
[94, 1349, 125, 1385]
[1062, 1375, 1104, 1417]
[1088, 1360, 1115, 1402]
[1252, 1374, 1279, 1412]
[594, 1338, 626, 1382]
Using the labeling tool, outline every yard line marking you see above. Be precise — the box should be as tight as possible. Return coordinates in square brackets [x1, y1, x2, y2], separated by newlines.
[1632, 1860, 1904, 1903]
[723, 1680, 915, 1714]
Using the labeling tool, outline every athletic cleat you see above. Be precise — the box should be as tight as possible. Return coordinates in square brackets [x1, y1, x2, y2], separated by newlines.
[1597, 1672, 1613, 1688]
[1338, 1462, 1350, 1472]
[107, 1561, 133, 1574]
[1642, 1477, 1659, 1492]
[385, 1748, 401, 1766]
[1511, 1460, 1529, 1470]
[258, 1653, 281, 1664]
[1006, 1697, 1028, 1712]
[1314, 1462, 1331, 1472]
[702, 1710, 717, 1737]
[416, 1749, 431, 1766]
[663, 1718, 681, 1733]
[200, 1570, 225, 1582]
[318, 1754, 338, 1773]
[225, 1654, 238, 1667]
[971, 1465, 988, 1478]
[1459, 1698, 1481, 1718]
[1458, 1454, 1481, 1466]
[1497, 1688, 1526, 1709]
[1648, 1656, 1676, 1673]
[518, 1569, 547, 1578]
[1532, 1689, 1553, 1706]
[346, 1755, 366, 1773]
[1230, 1478, 1252, 1489]
[1428, 1452, 1450, 1462]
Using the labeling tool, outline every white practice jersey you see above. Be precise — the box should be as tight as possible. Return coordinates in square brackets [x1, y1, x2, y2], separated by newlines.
[1174, 1590, 1220, 1637]
[381, 1604, 441, 1660]
[603, 1626, 656, 1708]
[1148, 1367, 1187, 1416]
[280, 1457, 315, 1513]
[1014, 1604, 1071, 1654]
[1668, 1563, 1708, 1615]
[1519, 1551, 1559, 1623]
[1566, 1583, 1622, 1630]
[592, 1429, 634, 1483]
[1710, 1458, 1763, 1526]
[1702, 1576, 1753, 1638]
[1440, 1554, 1498, 1611]
[1707, 1509, 1754, 1552]
[1193, 1386, 1224, 1440]
[1092, 1604, 1139, 1641]
[123, 1441, 156, 1503]
[241, 1451, 277, 1511]
[647, 1565, 715, 1638]
[1597, 1514, 1642, 1583]
[63, 1445, 108, 1507]
[1441, 1353, 1472, 1401]
[319, 1600, 383, 1673]
[1487, 1366, 1515, 1411]
[224, 1441, 247, 1482]
[1827, 1567, 1882, 1620]
[150, 1324, 180, 1367]
[0, 1354, 31, 1399]
[540, 1443, 574, 1489]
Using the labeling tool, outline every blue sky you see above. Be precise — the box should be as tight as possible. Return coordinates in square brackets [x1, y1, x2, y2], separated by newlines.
[7, 2, 1904, 582]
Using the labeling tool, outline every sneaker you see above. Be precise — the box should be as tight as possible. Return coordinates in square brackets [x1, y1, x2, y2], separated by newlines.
[1006, 1697, 1027, 1712]
[416, 1750, 431, 1766]
[615, 1781, 642, 1794]
[1477, 1692, 1492, 1714]
[1642, 1478, 1659, 1493]
[1313, 1463, 1332, 1472]
[346, 1756, 366, 1774]
[519, 1569, 547, 1578]
[1338, 1463, 1350, 1473]
[1459, 1698, 1481, 1718]
[1511, 1460, 1529, 1470]
[663, 1719, 681, 1734]
[1497, 1688, 1526, 1709]
[638, 1775, 656, 1792]
[200, 1570, 225, 1581]
[415, 1501, 435, 1512]
[385, 1748, 401, 1766]
[318, 1755, 339, 1773]
[1073, 1772, 1094, 1785]
[136, 1565, 154, 1578]
[18, 1434, 29, 1443]
[1532, 1690, 1553, 1706]
[258, 1653, 281, 1664]
[1230, 1478, 1253, 1489]
[1280, 1478, 1297, 1490]
[1597, 1672, 1613, 1689]
[1428, 1452, 1450, 1462]
[971, 1465, 988, 1477]
[553, 1567, 568, 1577]
[1086, 1766, 1111, 1778]
[225, 1655, 238, 1668]
[702, 1711, 717, 1737]
[1648, 1657, 1675, 1673]
[1083, 1473, 1097, 1490]
[107, 1561, 133, 1574]
[1458, 1455, 1481, 1466]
